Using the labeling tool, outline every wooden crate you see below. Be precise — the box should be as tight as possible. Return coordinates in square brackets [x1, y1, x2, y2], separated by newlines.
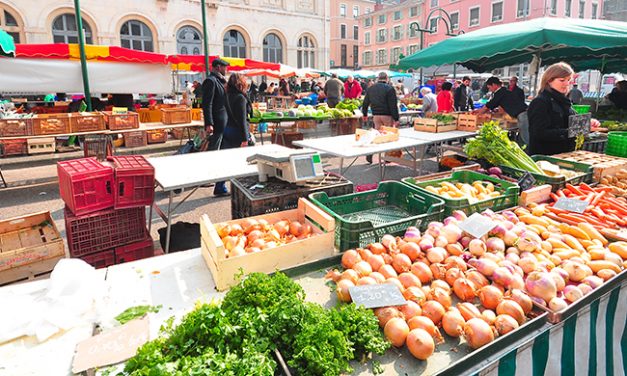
[147, 129, 168, 144]
[191, 108, 203, 121]
[102, 111, 140, 130]
[200, 198, 336, 291]
[32, 114, 71, 135]
[456, 113, 492, 132]
[27, 137, 56, 155]
[171, 127, 200, 140]
[0, 211, 66, 284]
[0, 118, 33, 137]
[355, 126, 400, 143]
[69, 112, 105, 133]
[123, 130, 147, 148]
[413, 118, 457, 133]
[491, 112, 518, 129]
[0, 139, 28, 157]
[554, 150, 627, 181]
[161, 107, 192, 125]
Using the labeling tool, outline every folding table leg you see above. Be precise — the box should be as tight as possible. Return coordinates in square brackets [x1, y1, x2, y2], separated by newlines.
[0, 166, 6, 188]
[165, 192, 173, 254]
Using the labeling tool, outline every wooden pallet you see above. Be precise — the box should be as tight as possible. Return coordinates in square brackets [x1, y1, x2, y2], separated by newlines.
[456, 113, 492, 132]
[553, 150, 627, 181]
[0, 255, 63, 286]
[200, 198, 336, 291]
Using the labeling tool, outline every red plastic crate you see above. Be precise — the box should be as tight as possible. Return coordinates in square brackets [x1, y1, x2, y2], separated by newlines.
[78, 250, 115, 269]
[109, 155, 155, 208]
[65, 206, 147, 257]
[115, 237, 154, 263]
[58, 158, 114, 216]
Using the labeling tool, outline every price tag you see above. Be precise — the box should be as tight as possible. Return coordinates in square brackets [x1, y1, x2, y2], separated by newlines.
[568, 113, 591, 138]
[554, 197, 588, 213]
[112, 106, 129, 115]
[349, 283, 406, 309]
[517, 172, 536, 192]
[459, 212, 497, 238]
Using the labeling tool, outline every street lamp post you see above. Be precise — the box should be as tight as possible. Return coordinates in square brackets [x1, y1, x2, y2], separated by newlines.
[201, 0, 210, 78]
[74, 0, 92, 111]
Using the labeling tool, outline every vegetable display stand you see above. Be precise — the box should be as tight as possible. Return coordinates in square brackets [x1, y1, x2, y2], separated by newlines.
[57, 157, 114, 216]
[230, 173, 353, 219]
[123, 131, 148, 148]
[83, 135, 112, 161]
[147, 129, 168, 144]
[456, 113, 492, 132]
[404, 171, 519, 216]
[0, 211, 65, 285]
[309, 181, 445, 250]
[32, 114, 71, 135]
[114, 237, 154, 264]
[200, 198, 336, 291]
[109, 155, 155, 209]
[69, 112, 105, 133]
[0, 139, 28, 157]
[0, 118, 32, 137]
[161, 107, 192, 125]
[553, 150, 627, 181]
[102, 111, 140, 130]
[355, 126, 399, 143]
[414, 117, 457, 133]
[499, 155, 593, 191]
[27, 137, 56, 155]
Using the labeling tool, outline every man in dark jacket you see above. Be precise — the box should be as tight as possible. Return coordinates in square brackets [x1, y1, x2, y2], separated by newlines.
[454, 76, 473, 111]
[474, 76, 527, 119]
[508, 76, 526, 102]
[201, 58, 230, 195]
[361, 72, 399, 163]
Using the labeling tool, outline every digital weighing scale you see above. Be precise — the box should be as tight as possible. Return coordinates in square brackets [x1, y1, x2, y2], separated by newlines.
[247, 150, 325, 184]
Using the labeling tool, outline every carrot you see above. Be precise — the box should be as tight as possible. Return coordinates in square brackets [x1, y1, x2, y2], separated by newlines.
[591, 191, 606, 206]
[578, 183, 594, 192]
[584, 193, 595, 203]
[557, 213, 586, 223]
[547, 205, 568, 214]
[557, 190, 566, 198]
[562, 189, 572, 196]
[604, 201, 627, 216]
[566, 184, 585, 196]
[550, 193, 560, 202]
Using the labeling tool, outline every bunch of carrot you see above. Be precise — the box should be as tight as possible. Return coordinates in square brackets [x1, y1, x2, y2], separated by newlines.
[543, 183, 627, 229]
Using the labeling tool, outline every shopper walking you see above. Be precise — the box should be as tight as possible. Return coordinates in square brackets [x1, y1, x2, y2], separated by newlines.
[324, 73, 344, 108]
[420, 87, 438, 114]
[361, 72, 399, 163]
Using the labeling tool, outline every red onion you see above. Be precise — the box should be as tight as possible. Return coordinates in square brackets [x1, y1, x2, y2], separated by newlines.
[404, 227, 421, 242]
[419, 238, 434, 251]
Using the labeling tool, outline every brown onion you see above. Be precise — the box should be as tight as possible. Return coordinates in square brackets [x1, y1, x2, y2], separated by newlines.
[463, 318, 495, 349]
[399, 300, 422, 320]
[229, 223, 244, 236]
[407, 316, 443, 343]
[422, 300, 446, 325]
[494, 314, 519, 335]
[411, 261, 433, 284]
[445, 268, 464, 287]
[384, 317, 409, 347]
[481, 309, 497, 325]
[457, 302, 482, 321]
[398, 272, 422, 289]
[406, 329, 435, 360]
[353, 261, 373, 277]
[400, 242, 422, 261]
[403, 286, 426, 305]
[478, 285, 504, 310]
[466, 270, 490, 288]
[379, 264, 398, 279]
[508, 289, 533, 315]
[431, 279, 452, 293]
[496, 299, 526, 325]
[445, 256, 468, 271]
[453, 278, 478, 302]
[336, 279, 354, 302]
[442, 308, 466, 337]
[369, 242, 386, 255]
[367, 254, 385, 272]
[289, 221, 303, 237]
[392, 253, 412, 273]
[428, 287, 452, 309]
[324, 269, 341, 282]
[374, 306, 403, 328]
[341, 250, 361, 269]
[427, 247, 448, 264]
[340, 269, 360, 284]
[430, 263, 448, 280]
[357, 276, 377, 285]
[369, 271, 386, 284]
[386, 277, 405, 293]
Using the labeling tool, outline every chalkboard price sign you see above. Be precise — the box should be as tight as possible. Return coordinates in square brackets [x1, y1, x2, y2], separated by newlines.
[554, 197, 588, 213]
[517, 172, 536, 192]
[349, 283, 407, 309]
[568, 113, 591, 138]
[459, 212, 497, 239]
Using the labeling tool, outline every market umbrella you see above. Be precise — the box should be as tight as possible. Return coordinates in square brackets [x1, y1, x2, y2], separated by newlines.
[397, 18, 627, 73]
[0, 30, 16, 57]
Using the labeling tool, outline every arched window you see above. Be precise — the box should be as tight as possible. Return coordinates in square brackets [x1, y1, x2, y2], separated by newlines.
[1, 6, 22, 43]
[223, 29, 246, 58]
[120, 20, 153, 52]
[52, 14, 92, 44]
[177, 26, 202, 55]
[263, 33, 282, 63]
[297, 35, 316, 68]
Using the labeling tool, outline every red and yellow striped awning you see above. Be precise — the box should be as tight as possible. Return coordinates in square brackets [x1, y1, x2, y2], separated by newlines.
[167, 54, 280, 72]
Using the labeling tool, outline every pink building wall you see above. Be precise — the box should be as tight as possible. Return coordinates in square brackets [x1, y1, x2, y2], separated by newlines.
[330, 0, 378, 69]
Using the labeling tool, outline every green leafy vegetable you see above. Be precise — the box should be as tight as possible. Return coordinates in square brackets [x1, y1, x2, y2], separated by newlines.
[115, 305, 162, 325]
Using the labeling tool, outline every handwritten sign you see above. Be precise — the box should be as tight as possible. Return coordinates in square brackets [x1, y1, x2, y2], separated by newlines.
[517, 172, 536, 192]
[554, 197, 588, 214]
[459, 212, 497, 238]
[568, 113, 591, 138]
[112, 106, 129, 115]
[349, 283, 406, 309]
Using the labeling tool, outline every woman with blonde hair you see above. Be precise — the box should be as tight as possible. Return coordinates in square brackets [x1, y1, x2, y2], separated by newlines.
[526, 62, 577, 155]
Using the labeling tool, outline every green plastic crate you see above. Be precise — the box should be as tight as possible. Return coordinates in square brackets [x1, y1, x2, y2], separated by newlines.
[308, 181, 445, 251]
[606, 132, 627, 158]
[499, 155, 593, 191]
[403, 171, 519, 216]
[572, 105, 591, 114]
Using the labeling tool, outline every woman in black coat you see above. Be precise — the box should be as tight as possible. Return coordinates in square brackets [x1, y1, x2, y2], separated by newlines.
[526, 62, 576, 155]
[223, 73, 252, 149]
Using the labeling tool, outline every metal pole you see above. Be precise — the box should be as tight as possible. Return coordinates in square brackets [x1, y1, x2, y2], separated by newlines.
[453, 64, 457, 79]
[74, 0, 92, 111]
[201, 0, 210, 78]
[419, 31, 424, 87]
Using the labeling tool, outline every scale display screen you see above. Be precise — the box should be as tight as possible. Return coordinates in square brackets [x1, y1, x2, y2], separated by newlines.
[293, 155, 316, 180]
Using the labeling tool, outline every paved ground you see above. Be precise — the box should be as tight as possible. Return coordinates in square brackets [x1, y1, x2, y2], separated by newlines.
[0, 128, 444, 254]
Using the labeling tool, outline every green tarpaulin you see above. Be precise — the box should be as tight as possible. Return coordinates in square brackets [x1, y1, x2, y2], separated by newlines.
[398, 18, 627, 73]
[0, 30, 15, 57]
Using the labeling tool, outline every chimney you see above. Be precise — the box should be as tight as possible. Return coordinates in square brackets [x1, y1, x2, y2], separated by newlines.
[374, 0, 383, 11]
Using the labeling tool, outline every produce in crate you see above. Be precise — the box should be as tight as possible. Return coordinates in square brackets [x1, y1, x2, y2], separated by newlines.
[599, 169, 627, 196]
[535, 160, 583, 179]
[422, 180, 501, 203]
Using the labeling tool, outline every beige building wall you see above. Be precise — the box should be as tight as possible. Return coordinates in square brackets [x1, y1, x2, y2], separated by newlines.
[0, 0, 331, 69]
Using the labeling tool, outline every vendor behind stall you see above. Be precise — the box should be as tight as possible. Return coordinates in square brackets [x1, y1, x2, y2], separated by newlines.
[473, 77, 527, 119]
[525, 62, 576, 155]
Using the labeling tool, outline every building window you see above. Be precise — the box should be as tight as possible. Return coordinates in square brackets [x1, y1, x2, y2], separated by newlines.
[492, 2, 503, 22]
[177, 26, 201, 55]
[591, 3, 598, 18]
[1, 7, 23, 43]
[517, 0, 529, 17]
[52, 14, 93, 44]
[393, 25, 402, 40]
[377, 28, 386, 43]
[353, 45, 359, 68]
[353, 6, 359, 17]
[408, 44, 419, 55]
[410, 6, 419, 17]
[297, 35, 315, 68]
[408, 23, 418, 38]
[341, 44, 347, 67]
[364, 17, 372, 27]
[376, 49, 387, 65]
[353, 26, 359, 40]
[340, 24, 347, 39]
[340, 4, 346, 17]
[365, 31, 371, 45]
[469, 7, 480, 27]
[223, 29, 246, 58]
[565, 0, 572, 16]
[263, 33, 282, 63]
[429, 18, 438, 32]
[394, 11, 402, 20]
[390, 47, 402, 64]
[363, 51, 372, 66]
[120, 20, 152, 51]
[550, 0, 558, 15]
[450, 12, 459, 29]
[431, 0, 438, 7]
[579, 1, 585, 18]
[378, 14, 386, 24]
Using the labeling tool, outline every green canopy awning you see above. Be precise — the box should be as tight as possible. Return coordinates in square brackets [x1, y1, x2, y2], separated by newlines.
[398, 18, 627, 73]
[0, 30, 16, 57]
